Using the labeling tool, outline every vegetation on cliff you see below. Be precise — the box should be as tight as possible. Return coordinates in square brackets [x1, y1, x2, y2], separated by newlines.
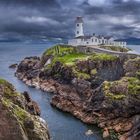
[103, 76, 140, 100]
[43, 45, 118, 65]
[100, 57, 140, 120]
[16, 44, 140, 140]
[124, 57, 140, 77]
[100, 45, 131, 52]
[43, 45, 119, 80]
[0, 78, 50, 140]
[43, 45, 90, 66]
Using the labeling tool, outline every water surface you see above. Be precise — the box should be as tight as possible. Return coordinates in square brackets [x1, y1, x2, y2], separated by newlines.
[128, 45, 140, 54]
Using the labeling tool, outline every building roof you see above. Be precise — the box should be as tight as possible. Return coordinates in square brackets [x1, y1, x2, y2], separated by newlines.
[97, 35, 103, 39]
[76, 17, 83, 23]
[104, 36, 113, 40]
[75, 35, 113, 40]
[75, 36, 92, 39]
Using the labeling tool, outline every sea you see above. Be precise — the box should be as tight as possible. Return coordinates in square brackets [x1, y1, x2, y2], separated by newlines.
[0, 42, 139, 140]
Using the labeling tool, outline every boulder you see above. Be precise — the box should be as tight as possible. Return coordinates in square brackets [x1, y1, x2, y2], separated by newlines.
[9, 63, 18, 69]
[85, 130, 94, 136]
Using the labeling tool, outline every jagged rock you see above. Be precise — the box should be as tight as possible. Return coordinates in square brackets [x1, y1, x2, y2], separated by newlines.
[103, 128, 109, 138]
[23, 91, 31, 102]
[124, 57, 140, 77]
[85, 130, 94, 136]
[15, 46, 140, 140]
[23, 91, 41, 116]
[24, 118, 35, 129]
[0, 79, 50, 140]
[9, 63, 18, 69]
[16, 56, 41, 80]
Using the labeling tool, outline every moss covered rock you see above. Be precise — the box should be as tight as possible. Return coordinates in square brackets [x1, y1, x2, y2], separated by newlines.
[124, 57, 140, 77]
[100, 45, 131, 52]
[15, 44, 140, 140]
[0, 79, 50, 140]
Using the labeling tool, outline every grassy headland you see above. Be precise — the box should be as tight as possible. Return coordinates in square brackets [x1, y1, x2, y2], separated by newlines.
[16, 44, 140, 140]
[42, 45, 118, 80]
[100, 45, 131, 52]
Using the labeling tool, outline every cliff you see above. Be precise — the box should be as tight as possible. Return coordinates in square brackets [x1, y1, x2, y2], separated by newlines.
[15, 45, 140, 140]
[0, 79, 50, 140]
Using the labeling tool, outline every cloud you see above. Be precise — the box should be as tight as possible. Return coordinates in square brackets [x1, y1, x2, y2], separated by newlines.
[19, 16, 59, 26]
[0, 0, 140, 39]
[87, 0, 110, 6]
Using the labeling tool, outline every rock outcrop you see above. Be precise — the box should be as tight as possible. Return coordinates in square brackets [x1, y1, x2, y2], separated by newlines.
[9, 63, 18, 69]
[0, 79, 50, 140]
[15, 45, 140, 140]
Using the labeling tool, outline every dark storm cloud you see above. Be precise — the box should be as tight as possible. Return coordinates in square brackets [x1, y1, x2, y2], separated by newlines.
[0, 0, 140, 39]
[0, 0, 60, 8]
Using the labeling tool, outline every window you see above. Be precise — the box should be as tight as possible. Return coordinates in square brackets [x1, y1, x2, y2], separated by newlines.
[77, 31, 79, 34]
[92, 39, 94, 42]
[77, 24, 79, 27]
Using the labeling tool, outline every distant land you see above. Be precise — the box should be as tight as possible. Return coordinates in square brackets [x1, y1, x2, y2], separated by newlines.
[0, 36, 64, 44]
[0, 37, 140, 45]
[116, 37, 140, 45]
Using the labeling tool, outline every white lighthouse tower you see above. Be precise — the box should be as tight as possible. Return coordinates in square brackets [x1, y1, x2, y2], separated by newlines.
[75, 17, 84, 37]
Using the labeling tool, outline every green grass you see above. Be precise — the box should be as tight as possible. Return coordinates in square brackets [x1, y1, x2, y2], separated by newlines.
[2, 97, 29, 124]
[91, 53, 118, 61]
[43, 45, 119, 81]
[43, 45, 75, 56]
[1, 80, 29, 124]
[2, 98, 12, 107]
[0, 78, 20, 98]
[109, 129, 119, 140]
[43, 45, 120, 80]
[136, 71, 140, 79]
[100, 45, 130, 52]
[105, 92, 126, 100]
[0, 78, 7, 84]
[53, 53, 90, 66]
[72, 67, 90, 80]
[128, 77, 140, 95]
[91, 69, 97, 75]
[13, 104, 29, 123]
[43, 45, 90, 66]
[103, 81, 126, 100]
[44, 45, 118, 67]
[103, 77, 140, 100]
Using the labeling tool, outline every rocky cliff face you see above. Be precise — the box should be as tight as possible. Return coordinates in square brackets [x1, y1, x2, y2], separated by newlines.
[15, 45, 140, 140]
[0, 79, 50, 140]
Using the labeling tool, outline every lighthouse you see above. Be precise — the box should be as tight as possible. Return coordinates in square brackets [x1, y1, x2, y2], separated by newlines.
[75, 17, 84, 37]
[68, 17, 127, 47]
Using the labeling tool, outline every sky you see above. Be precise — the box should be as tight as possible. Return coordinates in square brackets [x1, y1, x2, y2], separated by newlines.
[0, 0, 140, 39]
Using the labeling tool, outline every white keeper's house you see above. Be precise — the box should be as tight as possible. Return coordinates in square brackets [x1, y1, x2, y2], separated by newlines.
[68, 17, 127, 47]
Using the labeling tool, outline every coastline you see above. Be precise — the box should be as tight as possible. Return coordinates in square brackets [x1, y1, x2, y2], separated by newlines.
[127, 45, 140, 55]
[16, 44, 138, 140]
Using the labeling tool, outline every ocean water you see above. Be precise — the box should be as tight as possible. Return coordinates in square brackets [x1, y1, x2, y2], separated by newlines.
[127, 45, 140, 53]
[0, 42, 103, 140]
